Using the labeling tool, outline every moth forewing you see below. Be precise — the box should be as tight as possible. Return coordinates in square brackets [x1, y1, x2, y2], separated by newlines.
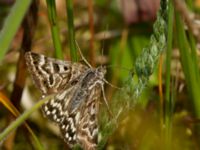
[25, 52, 88, 95]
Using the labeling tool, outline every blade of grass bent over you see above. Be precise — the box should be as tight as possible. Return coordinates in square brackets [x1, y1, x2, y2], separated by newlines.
[0, 94, 54, 149]
[0, 92, 44, 150]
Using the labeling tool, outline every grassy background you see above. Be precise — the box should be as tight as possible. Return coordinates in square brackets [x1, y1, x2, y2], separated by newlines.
[0, 0, 200, 150]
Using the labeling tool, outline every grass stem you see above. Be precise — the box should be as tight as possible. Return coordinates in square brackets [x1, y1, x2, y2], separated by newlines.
[46, 0, 63, 59]
[164, 0, 174, 149]
[66, 0, 77, 61]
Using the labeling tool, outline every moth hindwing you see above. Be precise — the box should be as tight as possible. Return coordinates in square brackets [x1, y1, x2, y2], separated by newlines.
[25, 52, 107, 150]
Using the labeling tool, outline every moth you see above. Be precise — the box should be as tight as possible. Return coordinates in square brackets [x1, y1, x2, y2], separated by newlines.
[25, 51, 109, 150]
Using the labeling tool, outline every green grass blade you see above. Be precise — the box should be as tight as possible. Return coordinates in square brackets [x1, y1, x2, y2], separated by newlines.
[0, 92, 44, 149]
[175, 11, 200, 142]
[66, 0, 77, 62]
[188, 33, 200, 81]
[175, 10, 200, 117]
[0, 0, 32, 60]
[164, 0, 174, 149]
[46, 0, 63, 59]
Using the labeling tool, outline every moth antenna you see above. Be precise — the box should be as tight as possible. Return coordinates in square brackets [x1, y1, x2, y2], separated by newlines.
[75, 40, 93, 68]
[100, 26, 122, 90]
[100, 32, 105, 65]
[100, 25, 109, 67]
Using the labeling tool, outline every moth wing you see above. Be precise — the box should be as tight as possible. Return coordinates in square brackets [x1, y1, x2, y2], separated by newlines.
[59, 86, 101, 149]
[25, 52, 88, 96]
[77, 87, 100, 150]
[41, 84, 78, 124]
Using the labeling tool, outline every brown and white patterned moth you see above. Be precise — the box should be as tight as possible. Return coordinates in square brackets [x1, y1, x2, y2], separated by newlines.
[25, 52, 107, 150]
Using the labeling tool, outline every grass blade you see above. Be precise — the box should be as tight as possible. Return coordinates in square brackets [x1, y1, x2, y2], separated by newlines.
[0, 92, 44, 150]
[164, 0, 174, 149]
[46, 0, 63, 59]
[0, 0, 32, 60]
[66, 0, 77, 62]
[0, 94, 54, 147]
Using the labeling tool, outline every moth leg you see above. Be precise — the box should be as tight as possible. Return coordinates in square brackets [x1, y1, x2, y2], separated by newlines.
[101, 84, 113, 118]
[101, 84, 119, 128]
[103, 78, 121, 90]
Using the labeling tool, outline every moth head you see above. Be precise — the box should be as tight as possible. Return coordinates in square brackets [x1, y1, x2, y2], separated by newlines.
[96, 66, 106, 78]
